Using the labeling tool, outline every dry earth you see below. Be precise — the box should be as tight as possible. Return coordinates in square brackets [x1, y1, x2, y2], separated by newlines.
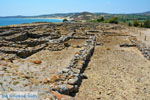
[75, 32, 150, 100]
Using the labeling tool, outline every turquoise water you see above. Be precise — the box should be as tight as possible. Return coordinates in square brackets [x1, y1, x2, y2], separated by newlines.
[0, 18, 63, 26]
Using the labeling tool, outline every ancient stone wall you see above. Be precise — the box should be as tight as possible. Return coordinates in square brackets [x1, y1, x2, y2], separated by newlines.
[130, 37, 150, 60]
[48, 36, 96, 98]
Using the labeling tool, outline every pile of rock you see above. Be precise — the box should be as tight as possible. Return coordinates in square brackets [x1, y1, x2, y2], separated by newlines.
[48, 36, 96, 97]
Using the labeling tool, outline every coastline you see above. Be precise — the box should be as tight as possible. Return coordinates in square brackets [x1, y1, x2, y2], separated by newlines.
[26, 17, 72, 20]
[25, 17, 64, 20]
[0, 18, 63, 27]
[0, 22, 64, 28]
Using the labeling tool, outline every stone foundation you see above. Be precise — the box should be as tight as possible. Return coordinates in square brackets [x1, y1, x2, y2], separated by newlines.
[48, 36, 96, 98]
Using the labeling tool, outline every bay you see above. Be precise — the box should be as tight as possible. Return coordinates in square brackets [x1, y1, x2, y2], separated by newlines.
[0, 18, 63, 26]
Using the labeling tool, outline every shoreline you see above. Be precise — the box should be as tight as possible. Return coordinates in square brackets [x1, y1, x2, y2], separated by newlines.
[24, 17, 73, 20]
[0, 18, 64, 27]
[25, 17, 64, 20]
[0, 22, 63, 28]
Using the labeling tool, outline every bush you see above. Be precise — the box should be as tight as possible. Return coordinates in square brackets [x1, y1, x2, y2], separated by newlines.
[108, 17, 118, 24]
[63, 19, 68, 22]
[97, 17, 105, 22]
[133, 20, 140, 27]
[143, 20, 150, 28]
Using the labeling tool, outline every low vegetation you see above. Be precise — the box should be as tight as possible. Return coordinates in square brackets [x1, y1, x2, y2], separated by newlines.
[63, 19, 68, 22]
[89, 14, 150, 28]
[143, 20, 150, 28]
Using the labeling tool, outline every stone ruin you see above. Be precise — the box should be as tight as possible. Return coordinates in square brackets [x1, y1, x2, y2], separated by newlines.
[0, 23, 149, 99]
[0, 23, 98, 99]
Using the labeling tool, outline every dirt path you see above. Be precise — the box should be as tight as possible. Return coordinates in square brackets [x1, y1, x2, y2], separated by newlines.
[75, 34, 150, 100]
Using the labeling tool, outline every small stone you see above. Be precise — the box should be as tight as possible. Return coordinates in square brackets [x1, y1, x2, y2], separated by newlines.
[62, 68, 70, 73]
[68, 77, 79, 85]
[32, 60, 42, 64]
[68, 71, 75, 76]
[59, 84, 69, 92]
[80, 73, 88, 79]
[72, 68, 80, 73]
[67, 84, 74, 90]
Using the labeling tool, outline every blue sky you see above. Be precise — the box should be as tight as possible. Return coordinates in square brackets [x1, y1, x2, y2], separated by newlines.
[0, 0, 150, 16]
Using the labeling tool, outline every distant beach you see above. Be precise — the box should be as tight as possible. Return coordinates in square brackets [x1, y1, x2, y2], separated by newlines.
[0, 18, 63, 26]
[27, 17, 68, 20]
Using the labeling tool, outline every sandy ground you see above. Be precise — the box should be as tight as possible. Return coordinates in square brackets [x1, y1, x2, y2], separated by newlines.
[75, 33, 150, 100]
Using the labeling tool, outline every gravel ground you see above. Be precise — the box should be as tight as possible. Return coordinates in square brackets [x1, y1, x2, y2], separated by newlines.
[0, 47, 81, 92]
[75, 33, 150, 100]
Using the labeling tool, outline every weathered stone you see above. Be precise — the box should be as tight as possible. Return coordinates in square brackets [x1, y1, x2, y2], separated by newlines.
[71, 68, 80, 73]
[120, 43, 136, 47]
[62, 68, 70, 73]
[80, 73, 88, 79]
[68, 77, 79, 85]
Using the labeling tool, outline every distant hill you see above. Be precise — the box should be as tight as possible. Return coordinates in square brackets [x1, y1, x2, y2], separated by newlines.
[0, 15, 30, 18]
[34, 13, 79, 18]
[132, 11, 150, 15]
[70, 12, 98, 20]
[140, 11, 150, 15]
[0, 13, 77, 18]
[0, 11, 149, 20]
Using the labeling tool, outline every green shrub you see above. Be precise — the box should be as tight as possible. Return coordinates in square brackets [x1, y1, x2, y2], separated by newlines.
[108, 17, 118, 24]
[97, 17, 105, 22]
[143, 20, 150, 28]
[133, 20, 140, 27]
[63, 19, 68, 22]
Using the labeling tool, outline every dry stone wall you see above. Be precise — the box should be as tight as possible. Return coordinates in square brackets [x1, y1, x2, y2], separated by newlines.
[130, 37, 150, 60]
[48, 36, 96, 97]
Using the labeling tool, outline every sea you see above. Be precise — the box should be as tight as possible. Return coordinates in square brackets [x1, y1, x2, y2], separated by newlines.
[0, 18, 63, 26]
